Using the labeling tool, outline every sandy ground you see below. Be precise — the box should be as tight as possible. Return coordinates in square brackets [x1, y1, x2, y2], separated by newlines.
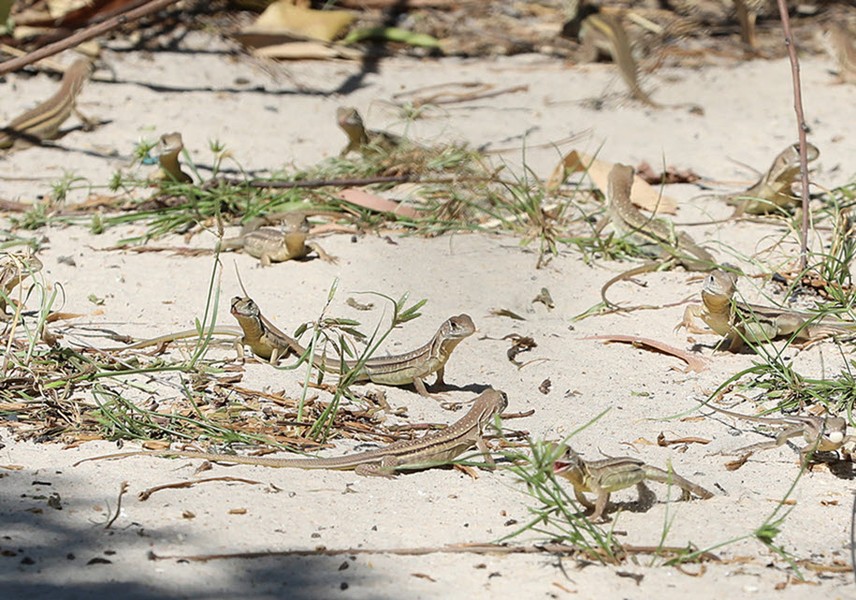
[2, 31, 856, 599]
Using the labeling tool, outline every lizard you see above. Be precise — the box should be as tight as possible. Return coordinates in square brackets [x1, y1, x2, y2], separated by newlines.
[678, 269, 856, 352]
[221, 226, 336, 266]
[552, 445, 713, 522]
[229, 296, 476, 397]
[155, 132, 193, 183]
[600, 163, 718, 307]
[724, 143, 820, 216]
[0, 58, 94, 150]
[733, 0, 764, 51]
[336, 106, 402, 157]
[113, 326, 243, 351]
[74, 388, 508, 478]
[0, 252, 42, 317]
[696, 399, 852, 465]
[822, 23, 856, 85]
[577, 10, 661, 109]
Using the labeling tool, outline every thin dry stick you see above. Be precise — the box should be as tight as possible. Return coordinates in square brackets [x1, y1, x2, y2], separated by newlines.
[104, 481, 129, 529]
[0, 0, 181, 76]
[851, 490, 856, 583]
[774, 0, 811, 272]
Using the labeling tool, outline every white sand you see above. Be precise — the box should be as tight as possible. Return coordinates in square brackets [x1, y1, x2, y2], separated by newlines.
[1, 32, 855, 598]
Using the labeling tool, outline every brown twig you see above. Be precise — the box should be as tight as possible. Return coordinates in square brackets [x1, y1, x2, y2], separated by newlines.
[138, 477, 264, 501]
[147, 542, 719, 564]
[774, 0, 811, 272]
[582, 334, 710, 373]
[0, 0, 182, 76]
[104, 481, 129, 529]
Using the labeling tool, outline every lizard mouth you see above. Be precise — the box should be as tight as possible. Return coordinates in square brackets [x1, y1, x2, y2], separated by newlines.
[553, 460, 571, 474]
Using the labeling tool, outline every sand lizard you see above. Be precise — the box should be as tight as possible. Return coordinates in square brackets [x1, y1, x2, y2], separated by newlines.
[222, 226, 336, 266]
[155, 132, 193, 183]
[0, 252, 42, 317]
[601, 163, 717, 307]
[578, 10, 660, 108]
[823, 23, 856, 84]
[553, 445, 713, 522]
[679, 269, 856, 351]
[725, 143, 819, 216]
[75, 388, 508, 478]
[697, 400, 852, 465]
[336, 106, 402, 157]
[0, 59, 93, 150]
[230, 297, 475, 397]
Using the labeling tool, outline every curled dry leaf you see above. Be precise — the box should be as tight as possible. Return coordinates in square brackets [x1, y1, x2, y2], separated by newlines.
[582, 334, 709, 373]
[337, 188, 425, 219]
[504, 334, 537, 366]
[546, 150, 677, 214]
[656, 432, 711, 447]
[248, 1, 354, 42]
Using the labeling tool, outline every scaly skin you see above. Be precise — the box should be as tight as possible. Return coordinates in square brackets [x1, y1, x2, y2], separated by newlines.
[222, 227, 336, 266]
[0, 59, 93, 149]
[578, 11, 660, 108]
[230, 297, 476, 397]
[155, 132, 193, 183]
[75, 389, 509, 478]
[680, 269, 856, 351]
[725, 143, 820, 216]
[553, 446, 712, 522]
[823, 23, 856, 84]
[698, 400, 852, 465]
[601, 163, 717, 306]
[336, 106, 402, 157]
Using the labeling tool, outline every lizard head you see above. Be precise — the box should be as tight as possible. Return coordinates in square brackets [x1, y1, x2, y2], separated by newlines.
[156, 132, 184, 158]
[701, 269, 737, 306]
[442, 314, 476, 340]
[230, 296, 259, 318]
[336, 106, 365, 136]
[492, 389, 509, 415]
[552, 445, 584, 477]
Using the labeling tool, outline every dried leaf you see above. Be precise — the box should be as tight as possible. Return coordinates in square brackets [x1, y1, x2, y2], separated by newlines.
[249, 1, 354, 42]
[489, 308, 525, 321]
[724, 454, 750, 471]
[47, 0, 93, 20]
[337, 188, 424, 219]
[582, 334, 708, 373]
[531, 287, 554, 309]
[547, 150, 677, 214]
[505, 334, 537, 365]
[251, 41, 362, 61]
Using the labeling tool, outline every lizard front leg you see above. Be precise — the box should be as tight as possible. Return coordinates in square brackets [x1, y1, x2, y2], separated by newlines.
[307, 242, 337, 264]
[676, 304, 709, 334]
[475, 435, 496, 470]
[571, 487, 597, 513]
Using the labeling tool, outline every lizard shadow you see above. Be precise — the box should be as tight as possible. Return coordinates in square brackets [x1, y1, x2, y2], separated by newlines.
[433, 381, 494, 395]
[686, 340, 756, 355]
[818, 455, 855, 480]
